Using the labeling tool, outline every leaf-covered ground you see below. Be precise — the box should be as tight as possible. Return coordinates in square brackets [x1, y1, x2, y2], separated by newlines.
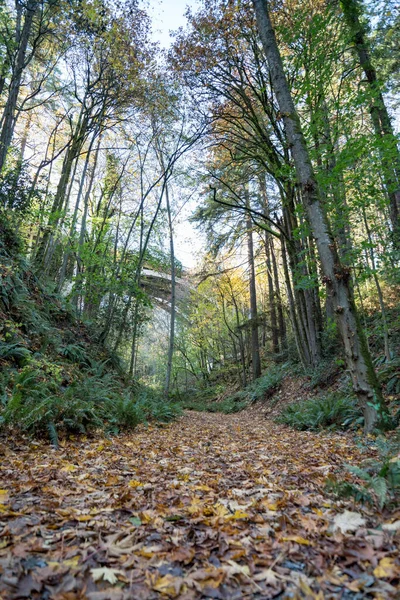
[1, 412, 399, 599]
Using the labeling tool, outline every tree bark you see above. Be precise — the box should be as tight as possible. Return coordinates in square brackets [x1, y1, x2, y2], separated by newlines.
[246, 211, 261, 379]
[270, 236, 286, 351]
[265, 232, 279, 354]
[164, 178, 176, 397]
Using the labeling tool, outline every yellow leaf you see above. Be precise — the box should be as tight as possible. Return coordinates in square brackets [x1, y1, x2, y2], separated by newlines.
[227, 509, 249, 520]
[373, 557, 397, 578]
[128, 480, 143, 488]
[282, 535, 313, 546]
[61, 464, 77, 473]
[140, 510, 154, 523]
[76, 515, 92, 522]
[203, 506, 215, 517]
[152, 574, 183, 597]
[213, 503, 229, 517]
[0, 490, 9, 504]
[63, 556, 80, 568]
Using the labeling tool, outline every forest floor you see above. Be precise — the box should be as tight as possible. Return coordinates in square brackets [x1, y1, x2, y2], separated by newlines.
[1, 412, 399, 600]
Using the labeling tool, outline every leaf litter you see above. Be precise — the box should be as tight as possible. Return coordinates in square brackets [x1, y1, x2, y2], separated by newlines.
[0, 411, 399, 599]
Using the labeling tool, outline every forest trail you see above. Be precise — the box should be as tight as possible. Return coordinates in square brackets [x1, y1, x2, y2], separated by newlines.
[1, 412, 399, 599]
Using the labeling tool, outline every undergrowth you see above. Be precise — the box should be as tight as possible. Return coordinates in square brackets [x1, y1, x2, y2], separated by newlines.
[326, 435, 400, 508]
[181, 364, 287, 413]
[276, 392, 364, 431]
[0, 216, 181, 445]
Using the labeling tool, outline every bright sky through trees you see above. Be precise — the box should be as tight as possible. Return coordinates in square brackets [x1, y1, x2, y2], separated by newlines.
[149, 0, 204, 270]
[150, 0, 199, 48]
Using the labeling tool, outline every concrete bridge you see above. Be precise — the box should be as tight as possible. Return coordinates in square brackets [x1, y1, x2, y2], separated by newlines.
[140, 268, 192, 312]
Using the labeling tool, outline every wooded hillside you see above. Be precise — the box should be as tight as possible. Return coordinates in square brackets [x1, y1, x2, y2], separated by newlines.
[0, 0, 399, 597]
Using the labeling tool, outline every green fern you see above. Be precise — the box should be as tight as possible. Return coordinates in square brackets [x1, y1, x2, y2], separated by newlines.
[0, 342, 31, 362]
[329, 435, 400, 508]
[60, 343, 90, 365]
[276, 392, 363, 431]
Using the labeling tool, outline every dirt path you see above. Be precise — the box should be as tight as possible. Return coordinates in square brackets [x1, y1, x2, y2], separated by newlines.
[1, 412, 399, 599]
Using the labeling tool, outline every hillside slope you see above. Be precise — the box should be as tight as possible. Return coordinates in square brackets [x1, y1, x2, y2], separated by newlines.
[0, 216, 180, 445]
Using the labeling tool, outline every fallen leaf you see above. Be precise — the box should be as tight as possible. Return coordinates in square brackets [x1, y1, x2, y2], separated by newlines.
[373, 557, 398, 579]
[382, 520, 400, 532]
[128, 480, 143, 488]
[332, 510, 366, 533]
[253, 569, 280, 584]
[281, 535, 313, 546]
[0, 489, 10, 504]
[152, 574, 183, 597]
[90, 567, 123, 585]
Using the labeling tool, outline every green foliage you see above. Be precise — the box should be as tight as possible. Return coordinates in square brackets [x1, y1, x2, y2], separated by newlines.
[377, 355, 400, 396]
[182, 395, 248, 414]
[326, 435, 400, 508]
[246, 365, 286, 402]
[0, 341, 31, 363]
[3, 359, 103, 435]
[0, 224, 181, 444]
[110, 388, 182, 430]
[59, 343, 90, 366]
[276, 392, 363, 431]
[2, 358, 182, 442]
[0, 209, 24, 256]
[180, 365, 286, 414]
[301, 358, 343, 390]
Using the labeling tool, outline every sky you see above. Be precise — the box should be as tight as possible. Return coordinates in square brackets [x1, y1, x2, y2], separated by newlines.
[149, 0, 199, 49]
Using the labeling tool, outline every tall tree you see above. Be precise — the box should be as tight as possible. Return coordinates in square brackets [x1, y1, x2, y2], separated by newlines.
[252, 0, 389, 431]
[339, 0, 400, 246]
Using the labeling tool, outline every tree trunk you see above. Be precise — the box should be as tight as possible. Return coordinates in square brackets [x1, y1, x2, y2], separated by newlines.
[253, 0, 389, 431]
[265, 232, 279, 354]
[0, 0, 37, 172]
[164, 178, 176, 397]
[283, 203, 320, 367]
[362, 207, 391, 361]
[74, 136, 101, 314]
[270, 236, 287, 351]
[246, 211, 261, 379]
[230, 288, 247, 387]
[281, 235, 310, 369]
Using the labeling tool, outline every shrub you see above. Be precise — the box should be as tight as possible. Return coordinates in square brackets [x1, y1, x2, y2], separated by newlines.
[326, 435, 400, 508]
[59, 343, 90, 366]
[1, 356, 182, 445]
[276, 392, 363, 431]
[3, 360, 105, 443]
[377, 355, 400, 396]
[0, 341, 31, 364]
[0, 229, 182, 443]
[111, 395, 145, 429]
[246, 364, 286, 402]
